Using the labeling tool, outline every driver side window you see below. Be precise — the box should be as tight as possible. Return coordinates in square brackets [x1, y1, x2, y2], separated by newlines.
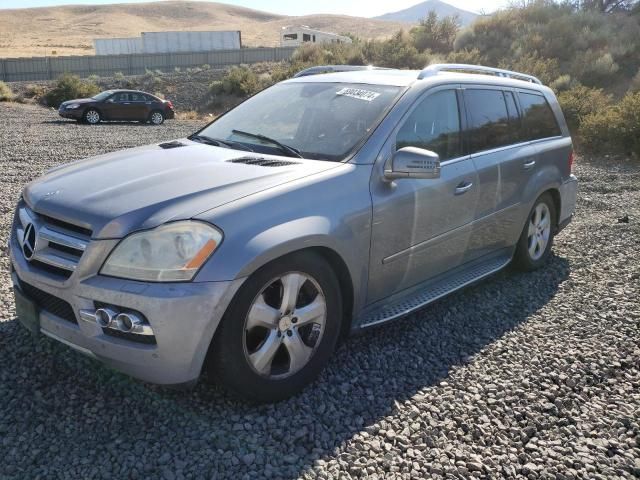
[396, 89, 463, 161]
[114, 93, 129, 103]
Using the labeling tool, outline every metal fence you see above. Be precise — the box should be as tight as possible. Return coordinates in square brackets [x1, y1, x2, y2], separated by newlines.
[0, 47, 297, 82]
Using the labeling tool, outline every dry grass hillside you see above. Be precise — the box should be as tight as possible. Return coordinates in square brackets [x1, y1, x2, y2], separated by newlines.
[0, 1, 406, 58]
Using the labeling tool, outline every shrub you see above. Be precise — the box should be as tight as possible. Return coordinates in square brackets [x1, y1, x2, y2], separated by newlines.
[43, 73, 100, 107]
[23, 83, 47, 100]
[580, 92, 640, 157]
[0, 81, 15, 101]
[498, 54, 560, 86]
[557, 85, 612, 131]
[549, 74, 573, 93]
[210, 66, 268, 97]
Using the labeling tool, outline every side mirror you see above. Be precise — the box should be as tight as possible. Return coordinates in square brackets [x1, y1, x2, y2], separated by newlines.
[106, 98, 115, 103]
[384, 146, 441, 181]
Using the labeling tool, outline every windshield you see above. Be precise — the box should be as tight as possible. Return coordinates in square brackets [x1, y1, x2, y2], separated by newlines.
[92, 91, 114, 101]
[198, 82, 403, 161]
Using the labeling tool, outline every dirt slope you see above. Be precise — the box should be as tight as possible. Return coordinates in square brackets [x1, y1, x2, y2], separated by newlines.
[0, 1, 405, 58]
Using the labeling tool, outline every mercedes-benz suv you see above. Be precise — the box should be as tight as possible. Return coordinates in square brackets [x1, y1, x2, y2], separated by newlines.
[10, 64, 578, 402]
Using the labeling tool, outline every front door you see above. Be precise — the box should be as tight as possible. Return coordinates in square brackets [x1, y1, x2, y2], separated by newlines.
[367, 87, 479, 304]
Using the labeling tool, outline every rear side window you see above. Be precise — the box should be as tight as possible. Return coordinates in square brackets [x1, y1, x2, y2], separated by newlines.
[396, 90, 463, 161]
[464, 89, 512, 153]
[518, 92, 562, 140]
[129, 92, 145, 102]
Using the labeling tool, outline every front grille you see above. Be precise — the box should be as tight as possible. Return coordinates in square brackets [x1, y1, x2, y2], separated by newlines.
[18, 280, 77, 324]
[14, 205, 92, 280]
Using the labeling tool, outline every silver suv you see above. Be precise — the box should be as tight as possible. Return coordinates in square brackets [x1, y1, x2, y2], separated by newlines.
[10, 64, 578, 402]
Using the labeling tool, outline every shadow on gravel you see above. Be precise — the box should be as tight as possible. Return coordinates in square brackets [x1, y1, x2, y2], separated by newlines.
[0, 255, 570, 479]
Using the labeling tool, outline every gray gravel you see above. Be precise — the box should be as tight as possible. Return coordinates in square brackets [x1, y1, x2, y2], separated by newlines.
[1, 102, 639, 479]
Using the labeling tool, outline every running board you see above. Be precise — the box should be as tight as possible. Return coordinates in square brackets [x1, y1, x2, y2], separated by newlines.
[357, 253, 512, 329]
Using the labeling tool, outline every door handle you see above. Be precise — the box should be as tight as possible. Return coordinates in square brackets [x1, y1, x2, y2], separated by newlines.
[455, 181, 473, 195]
[523, 159, 536, 170]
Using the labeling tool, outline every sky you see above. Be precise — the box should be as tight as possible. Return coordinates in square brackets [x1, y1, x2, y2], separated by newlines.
[0, 0, 510, 17]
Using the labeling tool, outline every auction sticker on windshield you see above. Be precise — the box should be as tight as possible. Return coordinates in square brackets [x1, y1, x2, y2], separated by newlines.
[336, 87, 381, 102]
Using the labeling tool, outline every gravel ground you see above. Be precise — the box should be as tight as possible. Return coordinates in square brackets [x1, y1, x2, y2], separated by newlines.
[0, 103, 639, 480]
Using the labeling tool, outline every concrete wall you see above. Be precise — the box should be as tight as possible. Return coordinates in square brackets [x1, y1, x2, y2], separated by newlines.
[0, 47, 296, 82]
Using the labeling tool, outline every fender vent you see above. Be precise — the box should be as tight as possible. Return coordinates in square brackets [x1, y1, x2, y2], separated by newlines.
[228, 157, 299, 167]
[159, 141, 186, 149]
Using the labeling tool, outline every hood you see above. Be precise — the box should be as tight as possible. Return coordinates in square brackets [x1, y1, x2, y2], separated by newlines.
[23, 140, 340, 238]
[60, 98, 95, 106]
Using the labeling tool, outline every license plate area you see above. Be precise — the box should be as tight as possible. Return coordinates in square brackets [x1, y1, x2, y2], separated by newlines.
[14, 286, 40, 334]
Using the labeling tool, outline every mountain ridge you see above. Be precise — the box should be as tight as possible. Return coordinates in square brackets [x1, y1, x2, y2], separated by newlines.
[375, 0, 479, 26]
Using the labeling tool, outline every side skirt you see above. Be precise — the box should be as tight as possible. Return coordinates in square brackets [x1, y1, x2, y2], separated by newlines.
[353, 249, 513, 330]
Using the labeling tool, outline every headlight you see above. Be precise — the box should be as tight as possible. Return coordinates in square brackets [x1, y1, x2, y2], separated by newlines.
[101, 221, 223, 282]
[66, 104, 81, 109]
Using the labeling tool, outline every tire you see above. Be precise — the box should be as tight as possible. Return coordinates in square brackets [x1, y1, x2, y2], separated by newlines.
[208, 251, 343, 403]
[83, 108, 101, 125]
[149, 110, 165, 125]
[513, 192, 557, 271]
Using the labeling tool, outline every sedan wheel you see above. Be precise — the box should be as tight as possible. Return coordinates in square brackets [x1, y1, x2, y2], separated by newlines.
[84, 109, 101, 124]
[150, 111, 164, 125]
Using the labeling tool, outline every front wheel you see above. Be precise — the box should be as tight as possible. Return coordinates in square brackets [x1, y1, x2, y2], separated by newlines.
[83, 108, 101, 125]
[208, 252, 342, 402]
[513, 192, 557, 271]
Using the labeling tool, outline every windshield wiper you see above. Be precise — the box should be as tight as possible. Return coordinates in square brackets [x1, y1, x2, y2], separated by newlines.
[189, 134, 254, 152]
[231, 129, 303, 158]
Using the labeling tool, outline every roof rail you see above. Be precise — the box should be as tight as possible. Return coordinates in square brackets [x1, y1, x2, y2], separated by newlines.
[293, 65, 390, 78]
[418, 64, 543, 85]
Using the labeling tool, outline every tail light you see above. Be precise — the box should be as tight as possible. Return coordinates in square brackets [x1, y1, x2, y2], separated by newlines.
[568, 150, 574, 173]
[165, 100, 174, 109]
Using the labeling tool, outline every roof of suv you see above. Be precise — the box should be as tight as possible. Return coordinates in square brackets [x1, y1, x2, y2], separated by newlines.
[285, 67, 549, 92]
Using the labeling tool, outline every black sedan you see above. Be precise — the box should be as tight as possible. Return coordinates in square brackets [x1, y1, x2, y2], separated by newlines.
[58, 90, 175, 125]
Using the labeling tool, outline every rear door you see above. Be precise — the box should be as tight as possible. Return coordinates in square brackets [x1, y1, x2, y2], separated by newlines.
[462, 87, 538, 258]
[367, 86, 479, 303]
[128, 92, 151, 121]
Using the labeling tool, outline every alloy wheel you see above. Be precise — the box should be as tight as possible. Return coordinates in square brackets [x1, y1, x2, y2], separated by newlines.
[85, 110, 100, 124]
[527, 202, 551, 261]
[243, 272, 327, 379]
[151, 112, 164, 125]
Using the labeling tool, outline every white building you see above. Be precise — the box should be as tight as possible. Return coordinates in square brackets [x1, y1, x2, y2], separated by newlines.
[94, 31, 241, 56]
[280, 26, 352, 48]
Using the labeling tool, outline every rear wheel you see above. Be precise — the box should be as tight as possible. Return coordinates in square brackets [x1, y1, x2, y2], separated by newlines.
[149, 110, 165, 125]
[208, 252, 342, 402]
[83, 109, 101, 125]
[513, 193, 557, 271]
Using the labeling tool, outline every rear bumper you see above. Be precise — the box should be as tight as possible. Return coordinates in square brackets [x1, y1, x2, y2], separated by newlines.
[558, 174, 578, 230]
[10, 239, 245, 386]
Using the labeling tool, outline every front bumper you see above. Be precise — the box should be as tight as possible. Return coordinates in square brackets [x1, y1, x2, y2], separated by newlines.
[58, 108, 83, 120]
[557, 174, 578, 232]
[10, 236, 244, 386]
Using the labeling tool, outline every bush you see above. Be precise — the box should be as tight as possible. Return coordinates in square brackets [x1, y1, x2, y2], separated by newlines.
[557, 85, 612, 131]
[0, 81, 15, 102]
[580, 92, 640, 157]
[210, 66, 268, 97]
[44, 73, 100, 107]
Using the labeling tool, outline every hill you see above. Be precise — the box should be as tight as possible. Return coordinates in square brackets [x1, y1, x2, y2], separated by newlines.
[0, 1, 405, 58]
[375, 0, 478, 25]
